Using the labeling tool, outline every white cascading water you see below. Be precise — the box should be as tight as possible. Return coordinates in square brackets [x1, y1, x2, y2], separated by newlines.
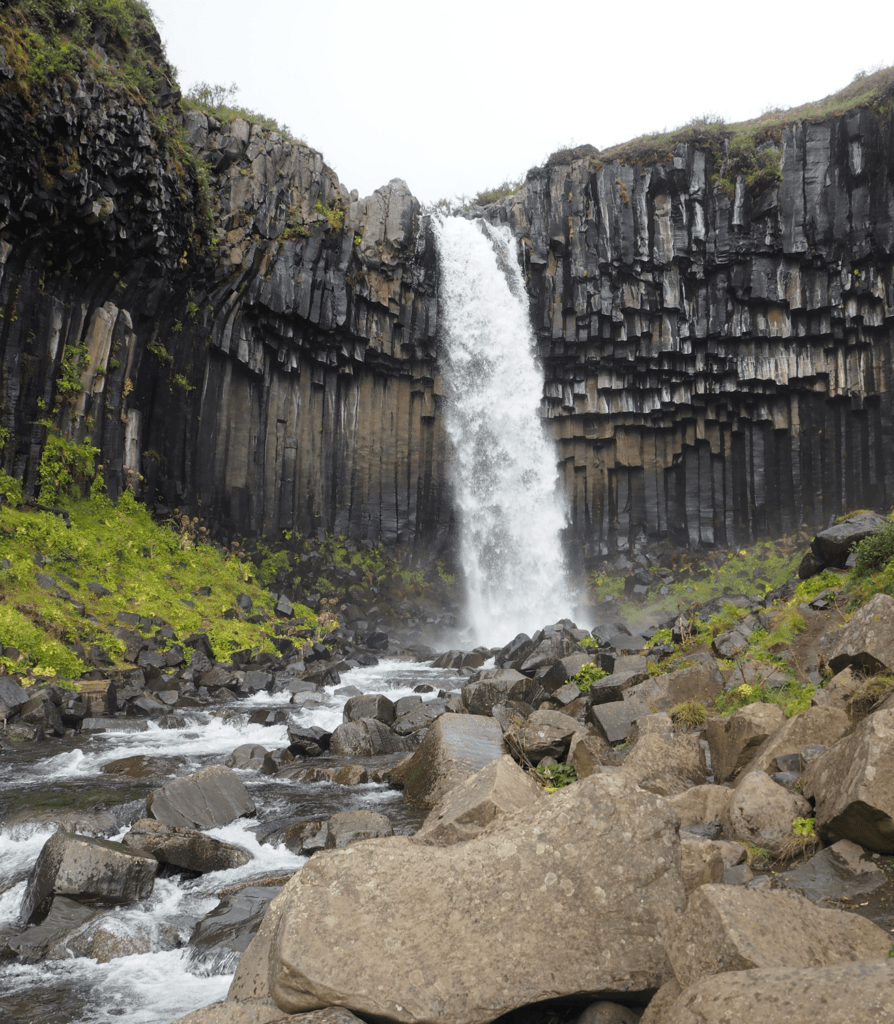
[0, 661, 458, 1024]
[433, 215, 573, 643]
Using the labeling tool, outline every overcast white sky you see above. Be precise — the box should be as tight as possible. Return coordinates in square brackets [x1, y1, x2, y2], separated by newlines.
[149, 0, 892, 204]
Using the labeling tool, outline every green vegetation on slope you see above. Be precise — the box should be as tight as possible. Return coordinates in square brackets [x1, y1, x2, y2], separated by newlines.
[1, 0, 169, 98]
[0, 490, 321, 681]
[633, 512, 894, 721]
[589, 541, 802, 620]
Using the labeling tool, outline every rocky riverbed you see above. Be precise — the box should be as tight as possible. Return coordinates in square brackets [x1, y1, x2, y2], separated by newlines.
[3, 513, 894, 1024]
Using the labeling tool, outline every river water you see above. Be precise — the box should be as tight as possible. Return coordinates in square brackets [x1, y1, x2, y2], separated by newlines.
[0, 660, 463, 1024]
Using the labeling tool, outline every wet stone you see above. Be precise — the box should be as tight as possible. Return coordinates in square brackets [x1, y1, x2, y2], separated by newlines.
[187, 884, 281, 973]
[121, 819, 253, 873]
[147, 765, 256, 830]
[20, 832, 158, 926]
[2, 896, 100, 963]
[775, 839, 888, 904]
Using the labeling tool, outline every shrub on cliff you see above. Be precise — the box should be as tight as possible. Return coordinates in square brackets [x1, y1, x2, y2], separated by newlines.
[846, 518, 894, 610]
[852, 520, 894, 579]
[182, 80, 305, 145]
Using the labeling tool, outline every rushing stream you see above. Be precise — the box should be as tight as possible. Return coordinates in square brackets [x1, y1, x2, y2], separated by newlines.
[0, 660, 463, 1024]
[433, 215, 573, 641]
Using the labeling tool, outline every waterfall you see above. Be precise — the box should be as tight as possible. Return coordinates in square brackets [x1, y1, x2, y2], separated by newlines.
[433, 215, 573, 644]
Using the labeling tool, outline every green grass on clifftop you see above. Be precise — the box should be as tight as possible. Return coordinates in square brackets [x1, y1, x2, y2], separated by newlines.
[1, 0, 170, 99]
[0, 490, 319, 682]
[592, 65, 894, 196]
[181, 81, 308, 147]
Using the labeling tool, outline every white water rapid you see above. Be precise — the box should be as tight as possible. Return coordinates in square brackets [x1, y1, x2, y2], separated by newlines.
[434, 215, 573, 643]
[0, 661, 457, 1024]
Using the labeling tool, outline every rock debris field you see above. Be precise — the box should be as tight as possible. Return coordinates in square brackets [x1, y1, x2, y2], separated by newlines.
[3, 515, 894, 1024]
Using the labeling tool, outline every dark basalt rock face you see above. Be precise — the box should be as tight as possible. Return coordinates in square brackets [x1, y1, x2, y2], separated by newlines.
[0, 10, 446, 551]
[480, 113, 894, 556]
[1, 6, 893, 562]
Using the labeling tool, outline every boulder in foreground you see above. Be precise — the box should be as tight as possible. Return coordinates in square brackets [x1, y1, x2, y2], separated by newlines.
[800, 707, 894, 852]
[398, 712, 505, 809]
[266, 773, 686, 1024]
[172, 1002, 366, 1024]
[641, 959, 894, 1024]
[819, 592, 894, 674]
[720, 770, 812, 856]
[667, 884, 891, 987]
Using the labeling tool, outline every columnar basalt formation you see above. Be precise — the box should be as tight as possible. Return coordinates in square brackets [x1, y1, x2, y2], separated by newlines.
[0, 20, 445, 549]
[483, 108, 894, 555]
[1, 6, 893, 562]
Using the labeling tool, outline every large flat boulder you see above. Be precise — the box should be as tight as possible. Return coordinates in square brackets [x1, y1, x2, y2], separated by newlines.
[413, 754, 544, 846]
[147, 765, 256, 830]
[268, 774, 686, 1023]
[121, 819, 252, 873]
[819, 592, 894, 674]
[668, 884, 891, 988]
[642, 960, 894, 1024]
[20, 832, 157, 926]
[398, 713, 505, 809]
[800, 707, 894, 852]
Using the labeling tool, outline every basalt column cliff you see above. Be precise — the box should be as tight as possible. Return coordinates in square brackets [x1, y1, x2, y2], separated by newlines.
[1, 3, 893, 561]
[484, 104, 894, 557]
[0, 4, 444, 550]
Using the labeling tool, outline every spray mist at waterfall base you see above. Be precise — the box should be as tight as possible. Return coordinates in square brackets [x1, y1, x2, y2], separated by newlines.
[433, 216, 575, 646]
